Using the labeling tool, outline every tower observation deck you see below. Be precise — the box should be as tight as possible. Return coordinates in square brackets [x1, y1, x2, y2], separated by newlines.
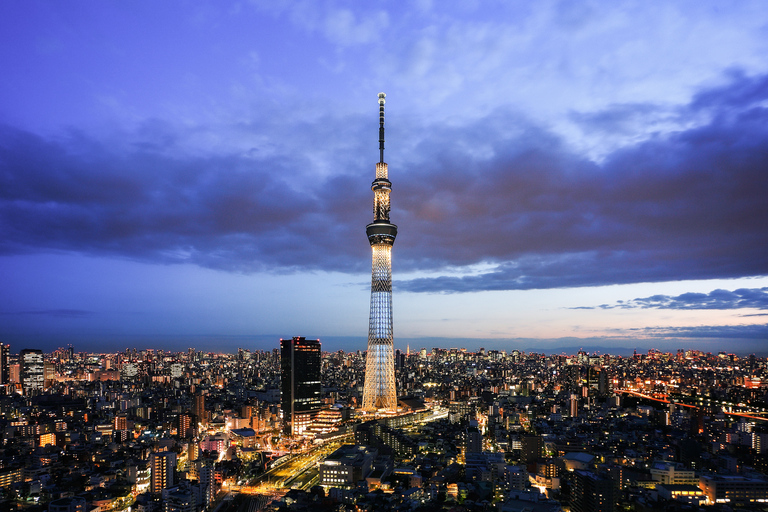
[362, 93, 397, 412]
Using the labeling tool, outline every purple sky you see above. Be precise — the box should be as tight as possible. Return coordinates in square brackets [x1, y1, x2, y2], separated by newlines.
[1, 1, 767, 355]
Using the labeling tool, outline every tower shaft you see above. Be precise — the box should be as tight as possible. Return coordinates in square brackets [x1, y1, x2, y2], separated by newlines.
[363, 93, 397, 412]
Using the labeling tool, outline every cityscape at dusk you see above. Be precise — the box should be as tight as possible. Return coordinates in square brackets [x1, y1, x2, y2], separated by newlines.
[2, 4, 768, 510]
[1, 1, 767, 355]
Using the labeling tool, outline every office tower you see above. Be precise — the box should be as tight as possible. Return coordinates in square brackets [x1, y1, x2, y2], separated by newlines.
[20, 348, 44, 396]
[9, 364, 19, 384]
[571, 470, 615, 512]
[465, 425, 483, 454]
[192, 392, 206, 425]
[149, 451, 176, 493]
[395, 349, 405, 370]
[362, 93, 398, 412]
[0, 343, 9, 388]
[570, 394, 580, 417]
[521, 435, 543, 464]
[44, 362, 55, 387]
[280, 336, 321, 436]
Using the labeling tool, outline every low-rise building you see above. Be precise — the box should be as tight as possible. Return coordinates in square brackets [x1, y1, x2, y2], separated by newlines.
[319, 444, 376, 489]
[650, 462, 697, 486]
[656, 484, 706, 505]
[699, 474, 768, 505]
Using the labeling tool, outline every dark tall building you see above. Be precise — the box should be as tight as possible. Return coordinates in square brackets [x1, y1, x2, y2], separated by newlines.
[281, 337, 321, 436]
[192, 392, 206, 425]
[20, 348, 44, 396]
[395, 349, 405, 370]
[0, 343, 9, 386]
[521, 435, 543, 464]
[572, 470, 615, 512]
[465, 425, 483, 454]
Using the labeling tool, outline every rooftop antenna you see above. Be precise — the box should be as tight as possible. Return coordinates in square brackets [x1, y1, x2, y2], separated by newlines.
[378, 92, 386, 163]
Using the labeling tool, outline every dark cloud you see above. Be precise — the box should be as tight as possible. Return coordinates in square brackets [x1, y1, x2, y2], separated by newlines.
[690, 69, 768, 111]
[629, 323, 768, 340]
[396, 70, 768, 292]
[0, 120, 372, 273]
[578, 287, 768, 310]
[569, 102, 673, 136]
[1, 70, 767, 291]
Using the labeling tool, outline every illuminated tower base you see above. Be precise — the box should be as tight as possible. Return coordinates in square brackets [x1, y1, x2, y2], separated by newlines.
[362, 93, 397, 412]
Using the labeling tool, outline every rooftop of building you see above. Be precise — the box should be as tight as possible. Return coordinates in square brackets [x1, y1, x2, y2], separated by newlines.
[230, 428, 256, 437]
[323, 444, 376, 467]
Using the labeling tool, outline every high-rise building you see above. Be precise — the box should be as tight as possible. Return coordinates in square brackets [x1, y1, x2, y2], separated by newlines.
[44, 362, 55, 387]
[280, 336, 321, 436]
[465, 426, 483, 454]
[20, 348, 44, 396]
[9, 364, 20, 385]
[395, 349, 405, 370]
[149, 451, 176, 493]
[192, 392, 206, 425]
[0, 343, 9, 391]
[570, 394, 580, 417]
[114, 414, 128, 431]
[177, 412, 194, 439]
[362, 93, 398, 412]
[571, 470, 615, 512]
[521, 435, 543, 464]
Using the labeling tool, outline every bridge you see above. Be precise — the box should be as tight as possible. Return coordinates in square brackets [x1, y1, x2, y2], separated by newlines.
[615, 389, 768, 421]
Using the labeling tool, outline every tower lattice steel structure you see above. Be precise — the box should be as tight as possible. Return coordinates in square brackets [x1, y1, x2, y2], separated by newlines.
[362, 92, 397, 412]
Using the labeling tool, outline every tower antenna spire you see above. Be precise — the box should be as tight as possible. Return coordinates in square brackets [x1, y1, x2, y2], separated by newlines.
[378, 92, 386, 163]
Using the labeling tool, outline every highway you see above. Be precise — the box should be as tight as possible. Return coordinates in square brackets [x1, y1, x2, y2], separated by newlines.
[616, 389, 768, 422]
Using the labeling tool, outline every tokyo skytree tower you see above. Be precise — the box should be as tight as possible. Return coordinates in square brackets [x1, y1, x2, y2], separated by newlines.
[362, 93, 397, 412]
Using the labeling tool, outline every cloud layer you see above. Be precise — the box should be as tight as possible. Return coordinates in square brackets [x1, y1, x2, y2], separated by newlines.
[630, 323, 768, 340]
[581, 287, 768, 311]
[1, 71, 767, 292]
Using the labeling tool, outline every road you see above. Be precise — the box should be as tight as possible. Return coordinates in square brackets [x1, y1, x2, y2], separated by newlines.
[616, 389, 768, 422]
[233, 434, 352, 494]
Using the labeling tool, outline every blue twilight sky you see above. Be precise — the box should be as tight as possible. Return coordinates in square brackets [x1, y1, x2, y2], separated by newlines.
[1, 1, 768, 355]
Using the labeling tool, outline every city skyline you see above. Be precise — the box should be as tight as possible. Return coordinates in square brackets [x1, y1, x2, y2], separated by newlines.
[1, 2, 767, 355]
